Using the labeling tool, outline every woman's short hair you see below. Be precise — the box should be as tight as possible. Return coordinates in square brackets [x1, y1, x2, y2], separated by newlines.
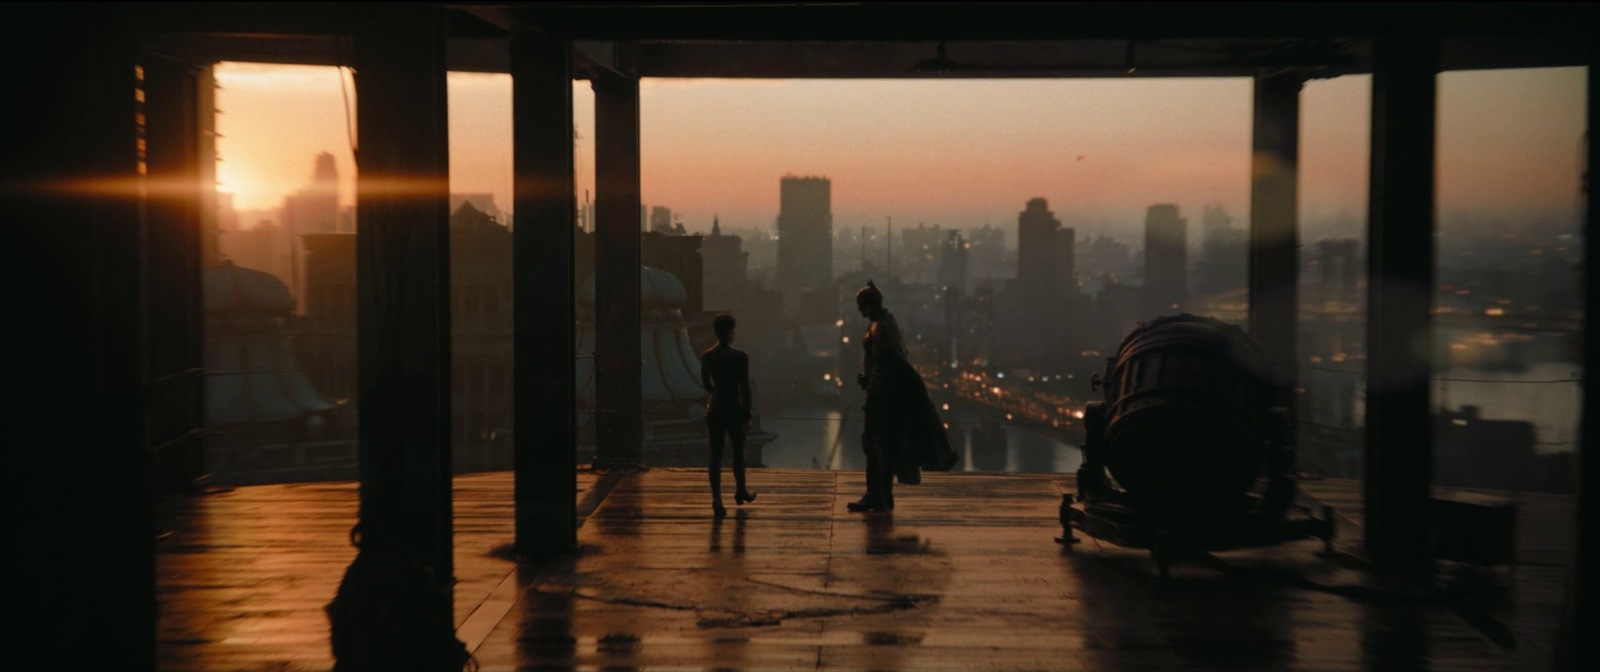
[713, 313, 737, 341]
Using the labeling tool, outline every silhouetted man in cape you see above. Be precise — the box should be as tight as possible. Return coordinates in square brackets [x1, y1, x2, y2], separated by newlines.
[849, 280, 959, 512]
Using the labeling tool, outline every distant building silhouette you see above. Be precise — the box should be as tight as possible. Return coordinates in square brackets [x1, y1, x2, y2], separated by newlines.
[641, 231, 706, 317]
[966, 224, 1007, 281]
[279, 153, 343, 314]
[938, 230, 970, 293]
[993, 198, 1086, 372]
[1194, 203, 1246, 297]
[1078, 233, 1132, 293]
[450, 193, 503, 226]
[285, 152, 340, 236]
[701, 216, 749, 312]
[896, 222, 945, 285]
[776, 175, 834, 320]
[1016, 197, 1061, 289]
[300, 230, 356, 407]
[649, 205, 678, 234]
[1142, 203, 1188, 317]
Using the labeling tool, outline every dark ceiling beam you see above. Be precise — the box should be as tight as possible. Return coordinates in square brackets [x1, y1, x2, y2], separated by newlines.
[506, 2, 1592, 41]
[142, 33, 511, 72]
[123, 3, 1589, 75]
[1440, 33, 1590, 72]
[629, 39, 1370, 79]
[135, 32, 1587, 78]
[574, 41, 634, 80]
[455, 4, 552, 38]
[135, 2, 365, 36]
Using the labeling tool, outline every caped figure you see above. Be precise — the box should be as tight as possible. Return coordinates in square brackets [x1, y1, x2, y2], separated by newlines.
[700, 313, 758, 518]
[850, 280, 960, 512]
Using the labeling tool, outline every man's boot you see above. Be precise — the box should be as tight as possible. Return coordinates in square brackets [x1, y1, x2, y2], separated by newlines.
[849, 440, 887, 512]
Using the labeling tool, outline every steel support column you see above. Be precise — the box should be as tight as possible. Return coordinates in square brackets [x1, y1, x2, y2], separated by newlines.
[330, 7, 465, 669]
[1363, 34, 1438, 574]
[512, 33, 578, 556]
[591, 57, 643, 469]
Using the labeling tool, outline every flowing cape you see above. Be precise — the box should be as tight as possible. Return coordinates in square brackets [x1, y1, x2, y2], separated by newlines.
[879, 356, 961, 484]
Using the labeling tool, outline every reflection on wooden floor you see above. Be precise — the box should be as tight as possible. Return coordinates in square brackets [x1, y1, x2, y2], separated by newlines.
[157, 469, 1566, 671]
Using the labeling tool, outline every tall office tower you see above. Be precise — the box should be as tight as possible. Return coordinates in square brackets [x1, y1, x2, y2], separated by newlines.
[282, 152, 342, 313]
[775, 175, 833, 290]
[1016, 197, 1061, 289]
[1143, 203, 1189, 315]
[285, 152, 340, 235]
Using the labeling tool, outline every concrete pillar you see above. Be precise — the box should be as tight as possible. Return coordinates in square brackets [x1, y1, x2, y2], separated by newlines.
[1558, 22, 1597, 671]
[591, 58, 643, 469]
[1249, 71, 1303, 506]
[330, 7, 465, 669]
[511, 33, 578, 557]
[1248, 72, 1302, 386]
[1363, 34, 1438, 574]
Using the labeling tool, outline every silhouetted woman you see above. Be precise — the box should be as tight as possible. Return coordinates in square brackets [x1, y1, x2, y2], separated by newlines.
[701, 313, 757, 517]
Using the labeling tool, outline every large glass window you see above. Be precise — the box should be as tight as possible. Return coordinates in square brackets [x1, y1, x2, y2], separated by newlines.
[637, 78, 1257, 473]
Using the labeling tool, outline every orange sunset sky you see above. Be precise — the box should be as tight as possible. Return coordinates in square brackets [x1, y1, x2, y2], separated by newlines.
[214, 63, 1586, 237]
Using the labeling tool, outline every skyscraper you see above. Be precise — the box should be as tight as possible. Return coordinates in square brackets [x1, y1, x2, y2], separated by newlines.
[283, 152, 341, 314]
[776, 175, 833, 290]
[1143, 203, 1189, 316]
[1016, 197, 1061, 289]
[284, 152, 339, 236]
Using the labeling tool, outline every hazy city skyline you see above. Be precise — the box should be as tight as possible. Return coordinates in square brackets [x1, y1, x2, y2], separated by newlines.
[215, 63, 1586, 239]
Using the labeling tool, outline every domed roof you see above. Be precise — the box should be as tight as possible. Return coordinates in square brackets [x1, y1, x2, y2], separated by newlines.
[203, 261, 293, 316]
[580, 265, 688, 307]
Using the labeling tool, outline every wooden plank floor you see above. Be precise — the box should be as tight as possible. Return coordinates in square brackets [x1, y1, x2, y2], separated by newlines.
[157, 469, 1540, 671]
[1297, 477, 1574, 672]
[156, 469, 600, 672]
